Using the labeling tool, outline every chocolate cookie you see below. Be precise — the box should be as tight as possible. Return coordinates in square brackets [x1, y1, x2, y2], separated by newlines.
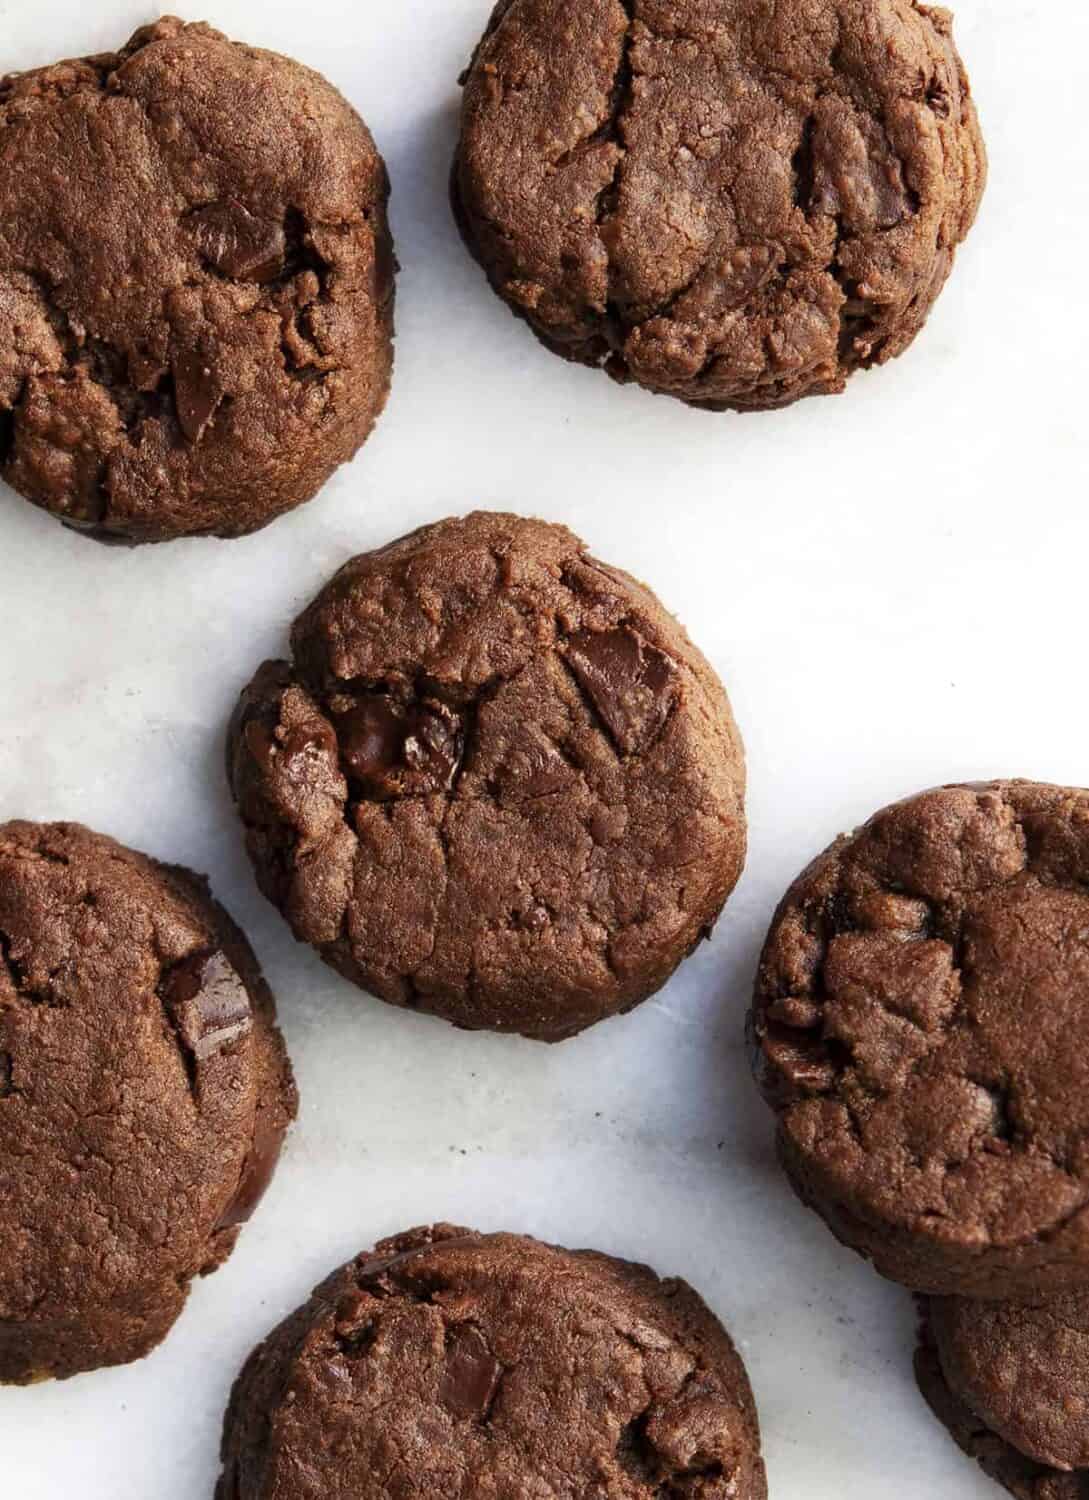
[216, 1223, 768, 1500]
[0, 821, 297, 1383]
[453, 0, 985, 411]
[0, 18, 394, 544]
[917, 1294, 1089, 1498]
[228, 512, 746, 1042]
[751, 780, 1089, 1300]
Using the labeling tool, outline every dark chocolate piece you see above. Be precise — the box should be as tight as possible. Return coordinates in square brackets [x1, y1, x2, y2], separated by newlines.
[564, 627, 677, 756]
[189, 200, 287, 283]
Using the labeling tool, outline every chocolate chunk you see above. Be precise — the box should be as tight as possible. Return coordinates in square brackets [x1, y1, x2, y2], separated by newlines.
[160, 950, 252, 1062]
[0, 1052, 13, 1098]
[171, 349, 225, 444]
[335, 695, 402, 789]
[189, 200, 286, 283]
[507, 746, 579, 801]
[334, 694, 463, 800]
[564, 628, 677, 756]
[440, 1324, 501, 1420]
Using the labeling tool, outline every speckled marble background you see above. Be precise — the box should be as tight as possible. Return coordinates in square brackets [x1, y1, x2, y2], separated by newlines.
[2, 2, 1086, 1495]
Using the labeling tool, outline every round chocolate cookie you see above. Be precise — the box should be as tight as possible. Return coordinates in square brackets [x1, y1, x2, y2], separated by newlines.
[917, 1293, 1089, 1497]
[227, 511, 746, 1042]
[751, 780, 1089, 1300]
[0, 18, 394, 543]
[0, 820, 297, 1383]
[453, 0, 985, 411]
[216, 1223, 768, 1500]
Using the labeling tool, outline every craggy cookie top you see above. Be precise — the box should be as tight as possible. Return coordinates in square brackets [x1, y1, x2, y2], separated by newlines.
[0, 18, 394, 543]
[217, 1224, 768, 1500]
[228, 512, 746, 1041]
[454, 0, 985, 410]
[917, 1299, 1089, 1500]
[752, 782, 1089, 1297]
[0, 821, 296, 1382]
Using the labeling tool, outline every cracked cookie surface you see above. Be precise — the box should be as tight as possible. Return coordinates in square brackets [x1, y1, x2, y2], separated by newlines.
[916, 1292, 1089, 1496]
[453, 0, 985, 410]
[0, 821, 297, 1382]
[227, 512, 746, 1042]
[751, 781, 1089, 1299]
[216, 1223, 767, 1500]
[0, 17, 394, 543]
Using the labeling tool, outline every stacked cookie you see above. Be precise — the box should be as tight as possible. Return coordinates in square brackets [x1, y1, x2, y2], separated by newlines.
[750, 782, 1089, 1497]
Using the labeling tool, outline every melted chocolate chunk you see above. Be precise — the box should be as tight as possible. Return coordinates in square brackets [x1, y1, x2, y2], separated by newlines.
[188, 200, 287, 283]
[334, 694, 464, 800]
[440, 1324, 502, 1420]
[564, 627, 678, 756]
[0, 1052, 13, 1097]
[160, 951, 252, 1062]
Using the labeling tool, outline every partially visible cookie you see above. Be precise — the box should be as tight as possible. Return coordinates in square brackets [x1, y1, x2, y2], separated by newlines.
[917, 1294, 1089, 1499]
[0, 821, 297, 1383]
[228, 511, 746, 1042]
[0, 18, 394, 543]
[216, 1223, 768, 1500]
[454, 0, 985, 411]
[750, 781, 1089, 1300]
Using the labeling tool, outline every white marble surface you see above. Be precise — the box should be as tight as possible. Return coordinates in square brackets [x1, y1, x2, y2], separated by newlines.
[1, 1, 1087, 1495]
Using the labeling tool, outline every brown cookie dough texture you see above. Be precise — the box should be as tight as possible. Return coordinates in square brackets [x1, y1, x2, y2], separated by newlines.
[216, 1223, 768, 1500]
[454, 0, 985, 411]
[750, 781, 1089, 1300]
[0, 18, 394, 544]
[228, 512, 746, 1042]
[916, 1293, 1089, 1498]
[0, 821, 297, 1383]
